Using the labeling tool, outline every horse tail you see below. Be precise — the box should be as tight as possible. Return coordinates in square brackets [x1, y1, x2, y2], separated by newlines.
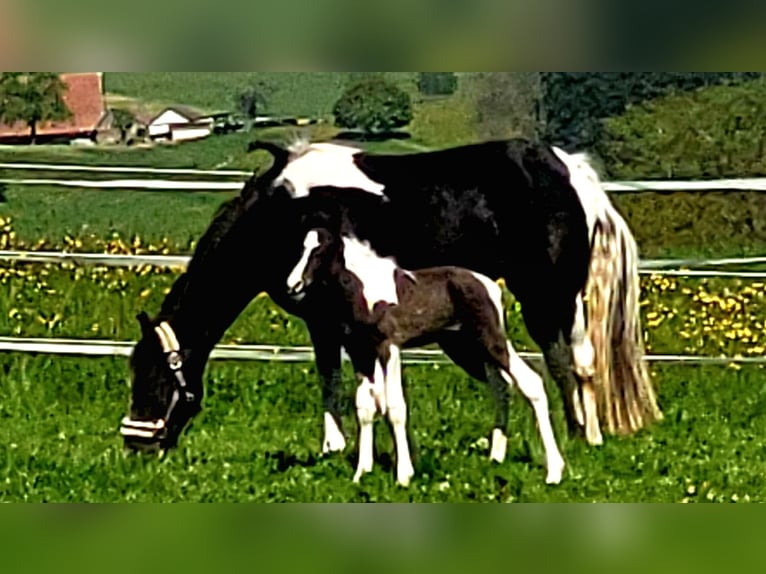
[553, 149, 663, 436]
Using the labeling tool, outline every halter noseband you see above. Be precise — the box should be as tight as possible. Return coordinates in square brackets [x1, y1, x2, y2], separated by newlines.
[120, 321, 196, 441]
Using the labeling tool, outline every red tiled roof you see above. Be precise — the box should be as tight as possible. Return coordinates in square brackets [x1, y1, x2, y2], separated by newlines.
[0, 72, 105, 138]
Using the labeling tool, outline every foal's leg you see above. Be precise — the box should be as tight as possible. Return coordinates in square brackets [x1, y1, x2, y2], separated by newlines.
[484, 364, 511, 464]
[571, 293, 603, 446]
[501, 342, 566, 485]
[354, 375, 378, 483]
[306, 320, 346, 454]
[353, 358, 389, 483]
[383, 345, 415, 487]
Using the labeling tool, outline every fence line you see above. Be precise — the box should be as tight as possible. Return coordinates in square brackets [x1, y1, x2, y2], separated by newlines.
[1, 336, 764, 366]
[0, 178, 244, 191]
[3, 250, 766, 278]
[4, 172, 766, 194]
[602, 178, 766, 193]
[0, 162, 250, 177]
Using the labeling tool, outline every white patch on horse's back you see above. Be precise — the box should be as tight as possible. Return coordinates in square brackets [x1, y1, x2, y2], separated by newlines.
[552, 147, 610, 240]
[287, 230, 321, 291]
[278, 143, 385, 198]
[469, 271, 504, 326]
[341, 236, 399, 311]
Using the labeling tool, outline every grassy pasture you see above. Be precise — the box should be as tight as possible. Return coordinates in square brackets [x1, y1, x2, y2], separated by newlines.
[2, 228, 766, 501]
[2, 352, 765, 502]
[1, 72, 766, 501]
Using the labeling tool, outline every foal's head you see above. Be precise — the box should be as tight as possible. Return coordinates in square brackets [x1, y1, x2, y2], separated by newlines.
[286, 228, 346, 298]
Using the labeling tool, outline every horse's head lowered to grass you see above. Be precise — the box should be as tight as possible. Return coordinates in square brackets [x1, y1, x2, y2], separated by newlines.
[120, 311, 203, 452]
[120, 141, 305, 454]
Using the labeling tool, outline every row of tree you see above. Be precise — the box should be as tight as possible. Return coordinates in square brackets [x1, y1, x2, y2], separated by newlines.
[4, 72, 763, 146]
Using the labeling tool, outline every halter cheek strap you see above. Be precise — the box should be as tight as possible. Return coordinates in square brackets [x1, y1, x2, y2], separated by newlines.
[155, 322, 195, 407]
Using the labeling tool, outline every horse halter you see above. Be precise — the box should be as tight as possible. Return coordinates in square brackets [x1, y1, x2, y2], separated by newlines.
[120, 321, 196, 441]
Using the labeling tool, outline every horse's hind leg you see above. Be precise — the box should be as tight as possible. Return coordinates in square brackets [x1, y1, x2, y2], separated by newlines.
[524, 299, 585, 440]
[571, 293, 603, 446]
[484, 364, 510, 464]
[499, 343, 565, 485]
[382, 344, 415, 487]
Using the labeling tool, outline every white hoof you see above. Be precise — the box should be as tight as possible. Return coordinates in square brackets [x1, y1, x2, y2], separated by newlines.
[490, 429, 508, 464]
[545, 459, 565, 485]
[322, 413, 346, 454]
[586, 431, 604, 447]
[397, 465, 415, 488]
[354, 463, 373, 484]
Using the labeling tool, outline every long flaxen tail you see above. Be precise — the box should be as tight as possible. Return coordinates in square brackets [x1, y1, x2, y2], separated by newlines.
[555, 149, 663, 435]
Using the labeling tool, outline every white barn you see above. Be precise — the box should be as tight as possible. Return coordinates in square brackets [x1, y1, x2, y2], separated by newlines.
[147, 106, 215, 142]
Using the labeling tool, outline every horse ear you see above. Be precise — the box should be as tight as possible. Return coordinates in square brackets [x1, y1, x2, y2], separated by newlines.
[136, 312, 153, 336]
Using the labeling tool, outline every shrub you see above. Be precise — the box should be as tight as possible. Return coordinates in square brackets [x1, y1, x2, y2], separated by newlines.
[332, 77, 413, 136]
[541, 72, 762, 151]
[599, 78, 766, 180]
[596, 78, 766, 259]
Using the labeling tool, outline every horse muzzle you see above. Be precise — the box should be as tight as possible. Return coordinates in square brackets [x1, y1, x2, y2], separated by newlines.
[286, 280, 307, 300]
[120, 417, 167, 453]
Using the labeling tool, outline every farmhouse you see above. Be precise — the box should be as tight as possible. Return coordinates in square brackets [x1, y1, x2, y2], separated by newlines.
[146, 105, 221, 142]
[0, 72, 108, 144]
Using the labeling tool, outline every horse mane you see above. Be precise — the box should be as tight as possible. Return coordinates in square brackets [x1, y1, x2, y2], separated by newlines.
[158, 140, 296, 318]
[159, 194, 248, 318]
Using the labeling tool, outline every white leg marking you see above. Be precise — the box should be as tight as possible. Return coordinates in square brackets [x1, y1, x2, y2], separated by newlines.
[322, 412, 346, 454]
[354, 378, 377, 483]
[571, 293, 603, 445]
[571, 293, 596, 379]
[490, 428, 508, 464]
[504, 342, 566, 485]
[372, 359, 387, 417]
[572, 387, 585, 427]
[582, 382, 604, 446]
[384, 346, 415, 487]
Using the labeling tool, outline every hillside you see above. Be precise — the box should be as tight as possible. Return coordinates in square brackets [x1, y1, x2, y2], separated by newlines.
[104, 73, 419, 117]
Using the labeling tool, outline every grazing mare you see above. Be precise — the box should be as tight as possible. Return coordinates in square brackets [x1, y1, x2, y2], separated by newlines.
[121, 139, 662, 459]
[285, 227, 565, 486]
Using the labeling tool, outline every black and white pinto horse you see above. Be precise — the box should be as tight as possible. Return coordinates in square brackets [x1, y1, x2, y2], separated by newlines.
[285, 226, 565, 486]
[121, 138, 662, 473]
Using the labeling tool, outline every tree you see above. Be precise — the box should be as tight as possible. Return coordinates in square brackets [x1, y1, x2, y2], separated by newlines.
[472, 73, 543, 141]
[0, 72, 72, 144]
[333, 77, 413, 137]
[235, 82, 273, 129]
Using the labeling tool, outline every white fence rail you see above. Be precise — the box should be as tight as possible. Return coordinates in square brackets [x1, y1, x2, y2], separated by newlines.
[1, 336, 764, 366]
[3, 250, 766, 278]
[3, 161, 766, 193]
[0, 162, 250, 177]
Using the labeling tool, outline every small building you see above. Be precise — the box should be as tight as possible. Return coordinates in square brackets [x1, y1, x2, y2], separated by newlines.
[0, 72, 107, 144]
[146, 105, 216, 142]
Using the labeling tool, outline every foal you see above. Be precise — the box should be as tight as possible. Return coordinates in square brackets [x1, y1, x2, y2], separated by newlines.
[286, 227, 565, 486]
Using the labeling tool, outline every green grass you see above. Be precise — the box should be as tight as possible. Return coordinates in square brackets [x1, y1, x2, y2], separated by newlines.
[1, 352, 764, 502]
[1, 186, 231, 250]
[1, 73, 765, 501]
[1, 258, 766, 501]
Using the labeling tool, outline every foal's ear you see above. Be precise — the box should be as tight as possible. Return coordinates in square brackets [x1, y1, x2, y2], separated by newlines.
[136, 312, 153, 336]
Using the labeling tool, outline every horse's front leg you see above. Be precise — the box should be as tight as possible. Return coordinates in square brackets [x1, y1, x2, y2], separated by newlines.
[307, 319, 347, 455]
